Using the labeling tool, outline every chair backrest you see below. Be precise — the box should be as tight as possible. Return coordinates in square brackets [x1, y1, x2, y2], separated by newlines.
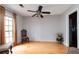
[21, 29, 27, 37]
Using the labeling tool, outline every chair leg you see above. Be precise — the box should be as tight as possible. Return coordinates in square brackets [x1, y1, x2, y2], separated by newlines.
[10, 45, 13, 54]
[28, 38, 29, 42]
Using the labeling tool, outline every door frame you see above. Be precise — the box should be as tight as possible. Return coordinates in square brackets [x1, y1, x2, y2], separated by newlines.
[66, 8, 79, 48]
[69, 11, 77, 48]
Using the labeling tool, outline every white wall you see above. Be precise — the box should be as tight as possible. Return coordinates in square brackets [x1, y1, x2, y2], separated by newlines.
[16, 15, 23, 43]
[22, 15, 62, 42]
[60, 14, 68, 46]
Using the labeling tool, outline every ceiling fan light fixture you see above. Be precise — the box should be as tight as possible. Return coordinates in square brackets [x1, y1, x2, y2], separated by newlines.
[19, 4, 24, 8]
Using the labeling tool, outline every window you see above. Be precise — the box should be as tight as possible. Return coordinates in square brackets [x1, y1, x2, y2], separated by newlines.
[4, 16, 13, 43]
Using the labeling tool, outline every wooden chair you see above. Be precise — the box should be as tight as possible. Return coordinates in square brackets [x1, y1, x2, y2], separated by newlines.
[21, 29, 29, 43]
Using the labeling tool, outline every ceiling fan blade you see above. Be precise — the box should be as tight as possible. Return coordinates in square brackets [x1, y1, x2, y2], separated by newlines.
[42, 12, 50, 14]
[38, 6, 43, 12]
[40, 14, 43, 18]
[27, 10, 36, 12]
[32, 14, 37, 17]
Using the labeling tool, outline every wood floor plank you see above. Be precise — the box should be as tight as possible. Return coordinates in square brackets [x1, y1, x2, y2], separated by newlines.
[12, 42, 68, 54]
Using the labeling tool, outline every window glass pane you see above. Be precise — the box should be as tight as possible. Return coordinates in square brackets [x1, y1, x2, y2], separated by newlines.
[9, 37, 13, 42]
[9, 32, 12, 37]
[5, 37, 12, 43]
[8, 20, 12, 25]
[8, 26, 12, 31]
[5, 37, 9, 43]
[5, 19, 9, 25]
[5, 16, 13, 44]
[8, 17, 12, 21]
[5, 16, 9, 20]
[5, 26, 8, 31]
[5, 32, 9, 37]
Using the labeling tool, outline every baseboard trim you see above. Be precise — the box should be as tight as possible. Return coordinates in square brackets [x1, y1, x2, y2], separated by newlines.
[30, 41, 57, 43]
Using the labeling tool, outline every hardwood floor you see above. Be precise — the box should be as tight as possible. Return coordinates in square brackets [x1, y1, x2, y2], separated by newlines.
[12, 42, 68, 54]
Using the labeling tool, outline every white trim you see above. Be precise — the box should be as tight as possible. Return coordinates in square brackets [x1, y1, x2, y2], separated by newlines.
[66, 8, 79, 48]
[67, 8, 78, 15]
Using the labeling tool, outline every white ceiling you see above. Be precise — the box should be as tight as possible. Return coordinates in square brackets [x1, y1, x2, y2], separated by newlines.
[2, 4, 72, 16]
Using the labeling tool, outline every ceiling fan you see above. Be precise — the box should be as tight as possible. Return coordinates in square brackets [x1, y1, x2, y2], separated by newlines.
[27, 5, 51, 18]
[19, 4, 51, 18]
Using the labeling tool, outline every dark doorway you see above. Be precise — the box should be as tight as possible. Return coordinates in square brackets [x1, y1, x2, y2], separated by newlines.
[69, 11, 77, 48]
